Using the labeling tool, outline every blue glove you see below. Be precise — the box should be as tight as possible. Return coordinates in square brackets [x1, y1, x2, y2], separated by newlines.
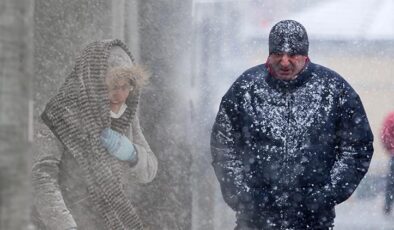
[100, 128, 137, 161]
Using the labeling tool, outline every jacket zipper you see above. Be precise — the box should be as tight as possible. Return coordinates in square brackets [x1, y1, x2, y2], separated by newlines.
[285, 91, 291, 160]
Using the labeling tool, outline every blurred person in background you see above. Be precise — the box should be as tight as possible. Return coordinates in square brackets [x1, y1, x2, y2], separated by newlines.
[211, 20, 374, 230]
[381, 111, 394, 215]
[32, 39, 157, 230]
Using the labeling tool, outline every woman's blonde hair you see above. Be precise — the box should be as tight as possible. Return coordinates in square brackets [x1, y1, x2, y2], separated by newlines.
[105, 65, 150, 89]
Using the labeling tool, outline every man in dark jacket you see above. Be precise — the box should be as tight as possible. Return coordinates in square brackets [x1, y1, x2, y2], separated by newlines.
[210, 20, 374, 230]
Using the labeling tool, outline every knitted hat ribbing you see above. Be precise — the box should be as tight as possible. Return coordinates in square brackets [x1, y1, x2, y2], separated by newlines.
[269, 20, 309, 56]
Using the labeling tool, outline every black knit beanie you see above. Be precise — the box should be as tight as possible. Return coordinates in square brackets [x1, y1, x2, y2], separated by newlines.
[269, 20, 309, 56]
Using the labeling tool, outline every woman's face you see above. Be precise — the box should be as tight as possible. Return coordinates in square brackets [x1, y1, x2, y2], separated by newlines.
[107, 46, 133, 107]
[107, 78, 132, 106]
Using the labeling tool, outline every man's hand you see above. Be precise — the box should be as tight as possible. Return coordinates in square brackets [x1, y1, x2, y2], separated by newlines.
[304, 186, 334, 212]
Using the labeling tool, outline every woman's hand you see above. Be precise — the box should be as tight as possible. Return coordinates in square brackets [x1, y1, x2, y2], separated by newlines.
[100, 128, 137, 161]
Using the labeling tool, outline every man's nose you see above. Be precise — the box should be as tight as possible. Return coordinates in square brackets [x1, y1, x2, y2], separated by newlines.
[279, 54, 291, 66]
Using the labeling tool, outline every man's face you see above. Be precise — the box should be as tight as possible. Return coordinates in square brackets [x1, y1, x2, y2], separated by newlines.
[267, 52, 307, 81]
[107, 78, 132, 106]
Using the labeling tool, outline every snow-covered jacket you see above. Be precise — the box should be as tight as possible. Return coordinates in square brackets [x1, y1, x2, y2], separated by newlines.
[211, 62, 373, 229]
[32, 40, 158, 230]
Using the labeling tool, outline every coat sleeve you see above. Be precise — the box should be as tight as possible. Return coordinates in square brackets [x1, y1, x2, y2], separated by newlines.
[126, 111, 158, 184]
[211, 83, 268, 212]
[32, 120, 77, 230]
[325, 83, 374, 205]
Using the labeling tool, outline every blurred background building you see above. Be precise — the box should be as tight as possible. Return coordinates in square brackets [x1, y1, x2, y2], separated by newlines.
[0, 0, 393, 229]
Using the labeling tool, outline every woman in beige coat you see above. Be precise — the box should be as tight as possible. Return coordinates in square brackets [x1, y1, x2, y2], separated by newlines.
[32, 39, 157, 230]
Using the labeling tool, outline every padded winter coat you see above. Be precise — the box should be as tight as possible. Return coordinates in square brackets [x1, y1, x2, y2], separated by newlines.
[382, 111, 394, 155]
[211, 62, 373, 229]
[32, 115, 157, 230]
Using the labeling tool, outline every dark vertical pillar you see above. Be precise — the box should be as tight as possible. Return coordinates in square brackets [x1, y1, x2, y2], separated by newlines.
[0, 0, 34, 229]
[136, 1, 194, 229]
[33, 0, 113, 116]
